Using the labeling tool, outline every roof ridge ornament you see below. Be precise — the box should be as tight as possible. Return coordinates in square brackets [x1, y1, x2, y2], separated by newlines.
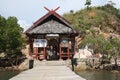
[44, 6, 60, 14]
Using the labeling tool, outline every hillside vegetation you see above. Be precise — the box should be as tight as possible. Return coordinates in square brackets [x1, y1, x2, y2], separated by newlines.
[63, 4, 120, 65]
[63, 4, 120, 34]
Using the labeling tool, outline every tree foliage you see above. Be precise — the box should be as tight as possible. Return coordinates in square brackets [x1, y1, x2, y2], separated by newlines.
[0, 15, 6, 52]
[81, 33, 120, 64]
[85, 0, 91, 9]
[0, 15, 25, 58]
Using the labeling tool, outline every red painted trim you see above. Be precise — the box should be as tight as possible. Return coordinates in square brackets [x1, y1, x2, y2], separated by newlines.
[53, 6, 60, 12]
[44, 7, 51, 12]
[44, 6, 60, 13]
[36, 47, 38, 59]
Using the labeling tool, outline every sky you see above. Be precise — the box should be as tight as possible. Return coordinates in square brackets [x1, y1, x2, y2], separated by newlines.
[0, 0, 120, 31]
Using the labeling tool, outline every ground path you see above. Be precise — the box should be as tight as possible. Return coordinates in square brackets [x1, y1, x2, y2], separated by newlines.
[10, 60, 85, 80]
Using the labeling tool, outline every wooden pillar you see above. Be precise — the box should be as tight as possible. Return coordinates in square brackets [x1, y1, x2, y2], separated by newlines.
[44, 47, 46, 59]
[35, 47, 38, 59]
[28, 43, 31, 56]
[67, 40, 70, 59]
[74, 38, 76, 54]
[59, 42, 62, 59]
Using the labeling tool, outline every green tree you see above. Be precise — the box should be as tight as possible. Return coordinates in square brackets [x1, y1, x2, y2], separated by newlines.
[81, 33, 106, 54]
[0, 15, 25, 66]
[5, 16, 25, 58]
[109, 38, 120, 66]
[0, 15, 6, 52]
[108, 0, 116, 6]
[85, 0, 91, 9]
[82, 33, 120, 64]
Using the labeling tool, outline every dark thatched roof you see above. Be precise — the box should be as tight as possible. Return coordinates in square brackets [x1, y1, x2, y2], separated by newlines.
[25, 11, 78, 34]
[29, 20, 72, 34]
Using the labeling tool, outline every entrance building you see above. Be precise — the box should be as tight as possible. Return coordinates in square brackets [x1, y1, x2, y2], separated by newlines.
[25, 7, 78, 60]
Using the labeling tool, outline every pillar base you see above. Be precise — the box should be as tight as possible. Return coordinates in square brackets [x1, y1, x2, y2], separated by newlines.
[59, 59, 63, 61]
[42, 59, 47, 61]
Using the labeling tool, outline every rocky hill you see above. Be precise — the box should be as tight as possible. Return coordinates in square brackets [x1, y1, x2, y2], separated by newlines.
[63, 4, 120, 47]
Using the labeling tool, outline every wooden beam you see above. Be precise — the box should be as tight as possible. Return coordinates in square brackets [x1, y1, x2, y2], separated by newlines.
[44, 7, 51, 12]
[53, 6, 60, 12]
[44, 6, 60, 12]
[59, 41, 62, 59]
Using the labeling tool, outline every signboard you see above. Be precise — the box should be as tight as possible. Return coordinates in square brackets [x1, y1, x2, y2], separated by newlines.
[46, 34, 59, 37]
[33, 39, 47, 47]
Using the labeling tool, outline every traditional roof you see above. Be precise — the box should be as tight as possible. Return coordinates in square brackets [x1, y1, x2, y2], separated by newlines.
[25, 8, 78, 34]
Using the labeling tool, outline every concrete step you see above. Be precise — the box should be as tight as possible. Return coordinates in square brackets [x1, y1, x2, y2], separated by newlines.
[34, 60, 67, 66]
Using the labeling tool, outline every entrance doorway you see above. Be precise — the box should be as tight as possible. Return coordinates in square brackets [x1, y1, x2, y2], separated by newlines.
[46, 38, 59, 60]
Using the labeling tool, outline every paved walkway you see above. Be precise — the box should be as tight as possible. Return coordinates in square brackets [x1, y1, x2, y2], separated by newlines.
[10, 61, 85, 80]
